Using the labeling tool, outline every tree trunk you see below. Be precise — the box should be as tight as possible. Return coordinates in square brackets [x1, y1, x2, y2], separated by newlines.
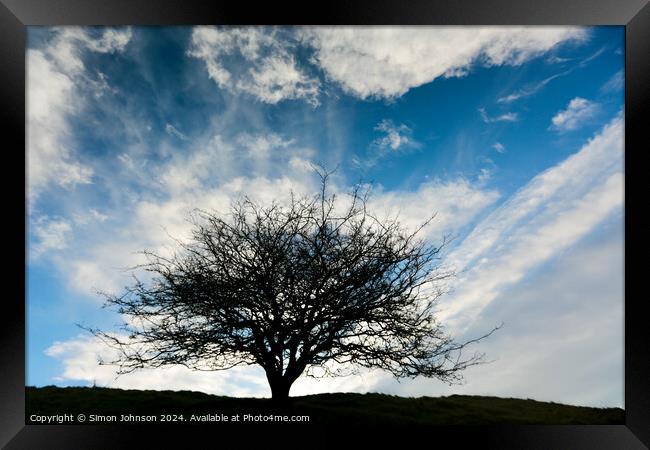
[266, 370, 293, 405]
[266, 363, 305, 404]
[270, 379, 291, 403]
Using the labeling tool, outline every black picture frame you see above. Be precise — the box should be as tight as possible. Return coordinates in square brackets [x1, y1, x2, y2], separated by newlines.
[2, 0, 648, 447]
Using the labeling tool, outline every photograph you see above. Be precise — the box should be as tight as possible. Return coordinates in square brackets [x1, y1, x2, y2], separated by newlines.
[25, 25, 626, 426]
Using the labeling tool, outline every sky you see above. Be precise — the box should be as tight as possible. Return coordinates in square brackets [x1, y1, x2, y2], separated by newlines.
[26, 26, 625, 408]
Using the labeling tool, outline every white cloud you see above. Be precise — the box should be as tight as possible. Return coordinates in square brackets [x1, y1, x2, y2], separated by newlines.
[72, 209, 109, 226]
[300, 27, 587, 99]
[61, 173, 319, 297]
[45, 224, 623, 406]
[41, 118, 624, 405]
[123, 174, 498, 298]
[374, 120, 415, 151]
[27, 49, 93, 201]
[27, 27, 132, 202]
[44, 171, 499, 394]
[43, 127, 503, 389]
[439, 114, 623, 330]
[369, 179, 500, 240]
[44, 334, 269, 397]
[187, 26, 586, 104]
[492, 142, 506, 153]
[479, 107, 519, 123]
[550, 97, 599, 131]
[354, 120, 422, 168]
[31, 216, 73, 258]
[236, 133, 295, 159]
[359, 228, 624, 407]
[44, 331, 386, 397]
[188, 27, 320, 106]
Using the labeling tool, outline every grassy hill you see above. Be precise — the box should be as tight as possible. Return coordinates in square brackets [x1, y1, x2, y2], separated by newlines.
[26, 386, 624, 425]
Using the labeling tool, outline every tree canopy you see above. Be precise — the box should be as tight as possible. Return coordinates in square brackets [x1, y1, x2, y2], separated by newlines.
[89, 170, 499, 400]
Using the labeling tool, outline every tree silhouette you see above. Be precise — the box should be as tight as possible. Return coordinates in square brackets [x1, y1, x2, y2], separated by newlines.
[88, 170, 499, 402]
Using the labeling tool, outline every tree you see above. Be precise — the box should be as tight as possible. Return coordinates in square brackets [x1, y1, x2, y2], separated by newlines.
[89, 170, 499, 402]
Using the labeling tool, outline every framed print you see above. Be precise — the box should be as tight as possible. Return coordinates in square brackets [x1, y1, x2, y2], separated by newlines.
[2, 0, 649, 448]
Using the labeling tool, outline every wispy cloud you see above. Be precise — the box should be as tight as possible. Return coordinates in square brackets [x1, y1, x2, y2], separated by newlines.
[600, 69, 624, 93]
[478, 107, 519, 123]
[492, 142, 506, 153]
[498, 70, 570, 103]
[550, 97, 599, 131]
[353, 120, 422, 168]
[441, 114, 623, 330]
[498, 47, 606, 105]
[72, 209, 109, 226]
[31, 216, 73, 258]
[578, 46, 607, 68]
[357, 228, 623, 407]
[27, 27, 132, 202]
[164, 123, 188, 140]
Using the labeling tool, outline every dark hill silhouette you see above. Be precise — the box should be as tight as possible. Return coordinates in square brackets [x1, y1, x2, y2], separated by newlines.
[26, 386, 624, 425]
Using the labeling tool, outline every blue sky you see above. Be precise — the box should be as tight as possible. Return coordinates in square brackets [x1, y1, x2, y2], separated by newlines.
[27, 26, 624, 407]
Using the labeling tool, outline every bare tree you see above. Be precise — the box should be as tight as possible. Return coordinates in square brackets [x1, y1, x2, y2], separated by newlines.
[88, 170, 499, 402]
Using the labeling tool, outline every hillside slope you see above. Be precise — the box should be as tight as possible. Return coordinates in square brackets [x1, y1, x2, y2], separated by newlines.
[26, 386, 624, 425]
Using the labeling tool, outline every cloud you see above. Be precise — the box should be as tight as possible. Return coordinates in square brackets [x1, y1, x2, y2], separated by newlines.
[60, 158, 320, 297]
[497, 70, 569, 103]
[27, 49, 93, 200]
[60, 164, 496, 298]
[499, 47, 606, 105]
[187, 26, 587, 104]
[40, 110, 502, 387]
[329, 116, 624, 406]
[44, 334, 269, 396]
[164, 123, 188, 140]
[43, 331, 386, 397]
[31, 216, 73, 258]
[373, 120, 417, 151]
[40, 117, 623, 405]
[300, 27, 587, 99]
[600, 69, 624, 93]
[236, 133, 295, 159]
[27, 27, 132, 202]
[354, 120, 422, 168]
[358, 228, 624, 407]
[44, 223, 623, 407]
[478, 107, 519, 123]
[44, 222, 623, 407]
[72, 209, 109, 226]
[477, 168, 493, 184]
[492, 142, 506, 153]
[550, 97, 599, 131]
[368, 179, 500, 240]
[188, 27, 320, 106]
[440, 114, 623, 330]
[43, 172, 500, 395]
[577, 46, 607, 68]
